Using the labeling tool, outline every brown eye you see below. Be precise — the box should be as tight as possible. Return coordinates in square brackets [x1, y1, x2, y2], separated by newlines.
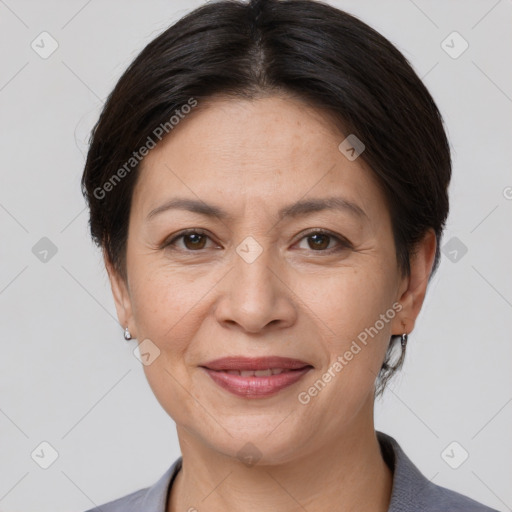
[182, 233, 207, 250]
[296, 230, 352, 253]
[163, 229, 214, 251]
[306, 233, 331, 250]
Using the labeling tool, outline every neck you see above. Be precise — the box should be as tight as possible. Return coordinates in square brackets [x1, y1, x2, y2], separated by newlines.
[168, 402, 392, 512]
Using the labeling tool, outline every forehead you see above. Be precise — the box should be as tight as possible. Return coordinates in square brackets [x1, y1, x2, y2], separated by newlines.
[131, 95, 389, 226]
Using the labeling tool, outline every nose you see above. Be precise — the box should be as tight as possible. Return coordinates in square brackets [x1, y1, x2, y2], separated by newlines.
[213, 243, 297, 334]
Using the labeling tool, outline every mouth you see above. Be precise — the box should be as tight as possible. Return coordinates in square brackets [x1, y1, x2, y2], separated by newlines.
[215, 368, 302, 376]
[201, 356, 312, 371]
[200, 356, 313, 398]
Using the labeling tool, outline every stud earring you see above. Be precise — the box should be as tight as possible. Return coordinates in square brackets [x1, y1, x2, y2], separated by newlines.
[123, 326, 132, 341]
[400, 333, 408, 348]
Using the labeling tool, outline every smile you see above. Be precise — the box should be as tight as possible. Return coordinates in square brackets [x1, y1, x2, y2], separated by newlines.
[201, 366, 313, 398]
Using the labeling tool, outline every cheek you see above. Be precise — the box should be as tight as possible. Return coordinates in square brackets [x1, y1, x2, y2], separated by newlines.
[131, 255, 208, 314]
[128, 267, 207, 354]
[130, 269, 210, 419]
[299, 264, 397, 391]
[299, 264, 396, 337]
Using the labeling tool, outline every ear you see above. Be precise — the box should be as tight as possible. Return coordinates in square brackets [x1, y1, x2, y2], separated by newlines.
[103, 249, 135, 337]
[391, 229, 437, 335]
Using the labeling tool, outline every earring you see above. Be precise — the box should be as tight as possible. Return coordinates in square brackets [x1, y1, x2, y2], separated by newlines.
[400, 333, 408, 348]
[123, 326, 132, 341]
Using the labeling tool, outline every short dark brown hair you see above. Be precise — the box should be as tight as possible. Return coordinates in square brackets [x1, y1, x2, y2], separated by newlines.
[81, 0, 451, 395]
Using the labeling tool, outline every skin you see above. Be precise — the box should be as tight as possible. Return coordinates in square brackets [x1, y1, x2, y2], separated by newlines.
[105, 94, 436, 512]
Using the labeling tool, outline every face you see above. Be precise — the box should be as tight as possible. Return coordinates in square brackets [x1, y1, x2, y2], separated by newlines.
[107, 95, 434, 464]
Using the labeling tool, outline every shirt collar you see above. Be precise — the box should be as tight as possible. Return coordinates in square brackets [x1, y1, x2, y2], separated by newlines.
[377, 431, 436, 511]
[139, 431, 431, 512]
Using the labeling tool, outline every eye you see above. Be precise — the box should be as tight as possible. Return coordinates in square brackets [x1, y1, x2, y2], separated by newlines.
[296, 229, 352, 252]
[162, 228, 352, 253]
[163, 229, 216, 251]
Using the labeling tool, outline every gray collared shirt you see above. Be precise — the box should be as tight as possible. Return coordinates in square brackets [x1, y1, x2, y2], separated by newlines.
[84, 431, 499, 512]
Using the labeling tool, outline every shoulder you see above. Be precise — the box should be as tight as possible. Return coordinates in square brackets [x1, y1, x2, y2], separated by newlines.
[83, 487, 147, 512]
[82, 457, 182, 512]
[377, 431, 499, 512]
[424, 482, 500, 512]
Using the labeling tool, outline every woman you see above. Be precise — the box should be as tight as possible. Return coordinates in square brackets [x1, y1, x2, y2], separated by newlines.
[81, 0, 499, 511]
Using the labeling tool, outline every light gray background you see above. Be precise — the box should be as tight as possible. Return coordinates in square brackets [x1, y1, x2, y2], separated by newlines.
[0, 1, 511, 511]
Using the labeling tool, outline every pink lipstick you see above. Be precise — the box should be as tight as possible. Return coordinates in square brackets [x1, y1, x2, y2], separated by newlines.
[200, 356, 313, 398]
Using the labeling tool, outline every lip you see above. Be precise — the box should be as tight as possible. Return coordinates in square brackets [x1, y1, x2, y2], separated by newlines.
[201, 356, 312, 371]
[201, 367, 312, 398]
[199, 356, 313, 399]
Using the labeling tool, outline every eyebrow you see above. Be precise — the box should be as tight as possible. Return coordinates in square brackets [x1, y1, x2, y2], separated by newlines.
[146, 196, 368, 222]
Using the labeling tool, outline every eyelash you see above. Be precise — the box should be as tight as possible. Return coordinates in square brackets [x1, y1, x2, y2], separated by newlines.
[162, 228, 353, 254]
